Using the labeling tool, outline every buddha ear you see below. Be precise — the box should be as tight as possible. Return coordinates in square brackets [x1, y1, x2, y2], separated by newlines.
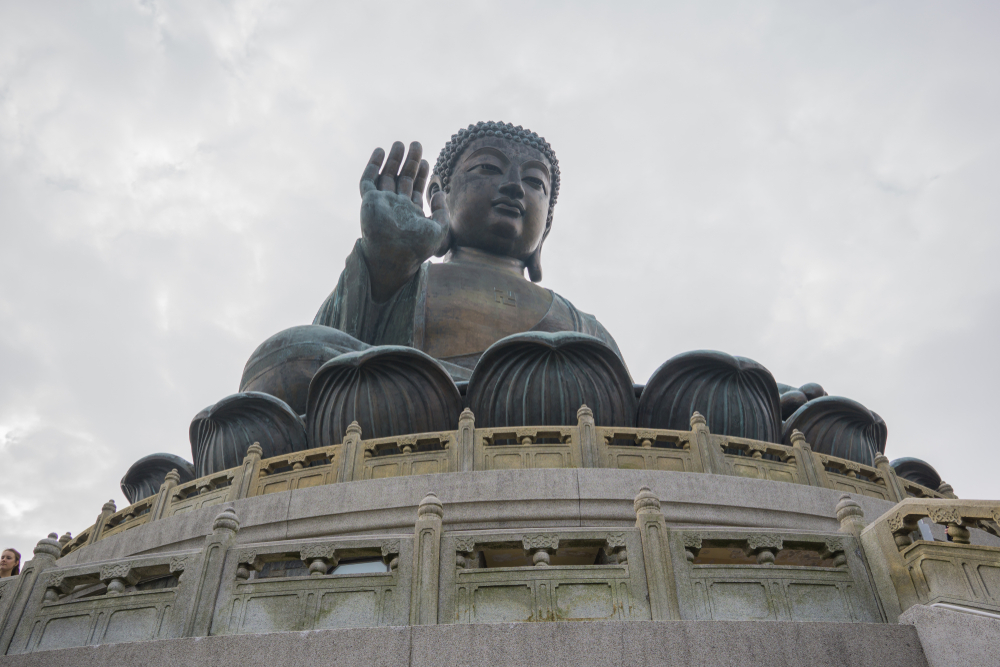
[526, 217, 552, 283]
[427, 174, 445, 202]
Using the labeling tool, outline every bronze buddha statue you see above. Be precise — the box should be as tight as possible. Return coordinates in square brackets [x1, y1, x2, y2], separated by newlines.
[173, 123, 894, 481]
[312, 121, 621, 372]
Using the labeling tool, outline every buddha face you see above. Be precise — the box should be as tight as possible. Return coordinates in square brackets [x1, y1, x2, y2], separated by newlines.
[434, 137, 552, 263]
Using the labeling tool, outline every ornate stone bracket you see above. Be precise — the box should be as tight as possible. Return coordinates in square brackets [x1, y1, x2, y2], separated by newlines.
[454, 537, 478, 569]
[100, 562, 140, 596]
[822, 537, 848, 568]
[744, 535, 783, 565]
[300, 544, 340, 576]
[605, 532, 628, 565]
[235, 549, 264, 580]
[522, 534, 559, 567]
[43, 572, 70, 603]
[381, 539, 401, 570]
[682, 534, 703, 563]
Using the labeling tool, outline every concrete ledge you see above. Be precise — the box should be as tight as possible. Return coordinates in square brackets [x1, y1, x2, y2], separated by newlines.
[0, 621, 927, 667]
[900, 604, 1000, 667]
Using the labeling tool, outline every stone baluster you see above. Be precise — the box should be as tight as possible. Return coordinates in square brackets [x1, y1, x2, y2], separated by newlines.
[937, 481, 957, 499]
[789, 430, 824, 487]
[458, 408, 475, 472]
[633, 487, 681, 620]
[100, 562, 139, 596]
[689, 412, 728, 475]
[744, 535, 782, 565]
[410, 493, 443, 626]
[184, 508, 241, 638]
[300, 545, 339, 577]
[228, 443, 264, 502]
[57, 532, 72, 550]
[0, 533, 63, 654]
[338, 421, 363, 483]
[872, 454, 905, 502]
[151, 469, 182, 521]
[929, 507, 970, 544]
[86, 499, 117, 545]
[577, 404, 599, 468]
[522, 535, 559, 567]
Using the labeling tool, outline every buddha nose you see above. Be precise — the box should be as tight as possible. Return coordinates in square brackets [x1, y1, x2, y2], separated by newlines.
[499, 175, 524, 199]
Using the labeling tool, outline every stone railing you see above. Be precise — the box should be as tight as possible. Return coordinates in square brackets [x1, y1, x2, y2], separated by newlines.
[861, 497, 1000, 620]
[1, 488, 890, 655]
[62, 407, 951, 557]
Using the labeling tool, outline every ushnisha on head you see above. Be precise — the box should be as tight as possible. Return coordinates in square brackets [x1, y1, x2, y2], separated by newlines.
[0, 548, 20, 577]
[430, 121, 560, 282]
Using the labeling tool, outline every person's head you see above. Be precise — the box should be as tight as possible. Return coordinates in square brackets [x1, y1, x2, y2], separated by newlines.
[429, 121, 560, 282]
[1, 548, 20, 577]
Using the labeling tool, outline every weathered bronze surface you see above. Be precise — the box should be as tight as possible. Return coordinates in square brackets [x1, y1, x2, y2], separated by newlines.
[467, 331, 636, 428]
[162, 119, 915, 478]
[637, 351, 782, 443]
[305, 346, 462, 448]
[120, 453, 195, 503]
[781, 396, 887, 466]
[240, 325, 368, 415]
[313, 121, 620, 370]
[889, 457, 942, 489]
[190, 392, 307, 477]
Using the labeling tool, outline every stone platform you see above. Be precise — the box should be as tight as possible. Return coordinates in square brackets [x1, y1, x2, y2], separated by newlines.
[2, 468, 999, 664]
[0, 619, 934, 667]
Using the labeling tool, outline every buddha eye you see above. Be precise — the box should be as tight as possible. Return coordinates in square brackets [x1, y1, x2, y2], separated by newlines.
[472, 163, 502, 174]
[524, 177, 546, 193]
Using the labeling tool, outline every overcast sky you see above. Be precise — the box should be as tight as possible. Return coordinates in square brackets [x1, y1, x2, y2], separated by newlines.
[2, 1, 998, 558]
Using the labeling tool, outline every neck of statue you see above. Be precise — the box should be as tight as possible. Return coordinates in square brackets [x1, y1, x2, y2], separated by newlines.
[443, 246, 527, 279]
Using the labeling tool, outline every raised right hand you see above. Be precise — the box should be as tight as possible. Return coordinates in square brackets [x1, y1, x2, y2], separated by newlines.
[359, 142, 451, 287]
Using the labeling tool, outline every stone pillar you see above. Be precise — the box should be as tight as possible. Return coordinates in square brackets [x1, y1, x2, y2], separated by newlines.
[184, 508, 240, 638]
[457, 408, 475, 472]
[634, 487, 680, 620]
[577, 404, 599, 468]
[836, 494, 867, 536]
[0, 533, 62, 654]
[86, 499, 117, 545]
[338, 421, 362, 483]
[410, 492, 442, 626]
[789, 430, 823, 487]
[151, 469, 181, 521]
[689, 412, 728, 476]
[57, 532, 72, 550]
[873, 454, 905, 502]
[228, 443, 264, 502]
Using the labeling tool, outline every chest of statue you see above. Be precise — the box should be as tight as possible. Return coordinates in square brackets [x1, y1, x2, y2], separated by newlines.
[420, 263, 554, 361]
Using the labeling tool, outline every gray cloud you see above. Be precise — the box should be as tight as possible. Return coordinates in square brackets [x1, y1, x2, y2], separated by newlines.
[2, 0, 998, 557]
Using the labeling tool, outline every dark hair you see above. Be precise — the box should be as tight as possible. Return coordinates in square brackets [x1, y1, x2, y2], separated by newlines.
[432, 121, 561, 226]
[2, 548, 20, 576]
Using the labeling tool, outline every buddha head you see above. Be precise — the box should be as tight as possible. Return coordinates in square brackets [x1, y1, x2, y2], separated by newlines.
[428, 121, 561, 282]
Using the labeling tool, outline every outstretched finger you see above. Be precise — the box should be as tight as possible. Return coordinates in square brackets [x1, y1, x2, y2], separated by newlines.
[360, 147, 385, 196]
[377, 141, 405, 191]
[396, 141, 423, 198]
[411, 160, 430, 208]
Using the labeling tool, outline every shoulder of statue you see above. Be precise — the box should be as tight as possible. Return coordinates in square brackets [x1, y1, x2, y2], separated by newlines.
[546, 291, 623, 359]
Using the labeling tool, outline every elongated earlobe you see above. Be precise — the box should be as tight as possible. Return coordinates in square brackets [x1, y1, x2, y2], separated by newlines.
[527, 245, 543, 282]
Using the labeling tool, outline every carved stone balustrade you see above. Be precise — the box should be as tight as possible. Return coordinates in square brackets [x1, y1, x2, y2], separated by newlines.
[860, 498, 1000, 620]
[59, 408, 946, 557]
